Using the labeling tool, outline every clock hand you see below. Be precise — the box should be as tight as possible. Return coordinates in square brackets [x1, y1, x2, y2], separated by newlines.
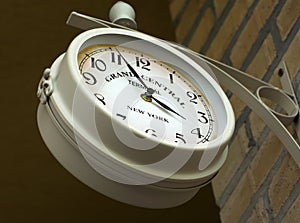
[140, 89, 186, 120]
[150, 95, 186, 120]
[115, 47, 149, 89]
[115, 47, 185, 120]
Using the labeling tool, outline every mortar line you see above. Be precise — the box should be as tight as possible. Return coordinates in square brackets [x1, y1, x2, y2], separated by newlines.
[227, 3, 300, 144]
[264, 191, 274, 221]
[270, 22, 283, 53]
[200, 0, 236, 54]
[245, 118, 257, 148]
[173, 0, 190, 29]
[219, 124, 271, 206]
[217, 124, 271, 208]
[274, 178, 300, 223]
[181, 0, 212, 46]
[240, 0, 286, 72]
[220, 0, 260, 63]
[229, 107, 252, 145]
[262, 15, 300, 82]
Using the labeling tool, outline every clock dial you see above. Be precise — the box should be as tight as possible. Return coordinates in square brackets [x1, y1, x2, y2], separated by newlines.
[77, 44, 218, 148]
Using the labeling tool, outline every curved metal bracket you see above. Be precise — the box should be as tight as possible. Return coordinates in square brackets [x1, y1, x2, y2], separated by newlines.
[176, 49, 300, 167]
[66, 11, 136, 31]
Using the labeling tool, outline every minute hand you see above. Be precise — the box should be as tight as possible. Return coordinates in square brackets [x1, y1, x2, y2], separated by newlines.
[116, 47, 185, 120]
[116, 48, 149, 89]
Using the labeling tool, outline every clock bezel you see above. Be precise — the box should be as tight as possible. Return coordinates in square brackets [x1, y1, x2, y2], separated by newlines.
[66, 28, 234, 148]
[43, 27, 235, 188]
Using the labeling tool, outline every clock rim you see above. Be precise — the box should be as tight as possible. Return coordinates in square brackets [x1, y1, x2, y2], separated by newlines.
[65, 27, 235, 148]
[44, 27, 235, 185]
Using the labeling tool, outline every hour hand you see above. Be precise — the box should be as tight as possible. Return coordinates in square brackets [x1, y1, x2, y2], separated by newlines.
[150, 95, 186, 120]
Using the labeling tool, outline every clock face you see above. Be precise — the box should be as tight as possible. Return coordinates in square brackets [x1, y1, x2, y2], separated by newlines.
[77, 44, 218, 149]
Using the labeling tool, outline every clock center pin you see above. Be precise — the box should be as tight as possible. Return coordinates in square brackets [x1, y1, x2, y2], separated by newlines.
[141, 88, 154, 102]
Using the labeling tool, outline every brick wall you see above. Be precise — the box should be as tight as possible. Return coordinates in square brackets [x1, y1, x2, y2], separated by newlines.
[169, 0, 300, 222]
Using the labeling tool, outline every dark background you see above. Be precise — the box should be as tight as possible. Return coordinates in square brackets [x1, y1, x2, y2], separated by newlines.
[1, 0, 220, 222]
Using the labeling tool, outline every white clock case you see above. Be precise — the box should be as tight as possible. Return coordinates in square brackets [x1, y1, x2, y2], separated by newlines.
[38, 104, 207, 208]
[37, 28, 234, 208]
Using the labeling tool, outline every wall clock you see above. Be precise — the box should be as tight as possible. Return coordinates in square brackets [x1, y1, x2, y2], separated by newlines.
[37, 1, 299, 208]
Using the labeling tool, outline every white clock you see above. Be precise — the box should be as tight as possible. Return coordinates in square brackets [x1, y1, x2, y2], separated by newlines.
[37, 13, 235, 208]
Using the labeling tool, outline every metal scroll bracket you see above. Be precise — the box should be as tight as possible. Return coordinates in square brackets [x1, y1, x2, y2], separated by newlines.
[66, 10, 300, 168]
[191, 53, 300, 166]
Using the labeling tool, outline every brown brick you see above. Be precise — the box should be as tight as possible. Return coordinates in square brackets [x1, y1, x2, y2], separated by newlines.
[248, 132, 284, 191]
[254, 0, 279, 24]
[246, 33, 277, 78]
[220, 171, 256, 223]
[282, 29, 300, 78]
[213, 0, 229, 18]
[212, 125, 250, 201]
[230, 94, 247, 118]
[175, 0, 206, 43]
[188, 8, 214, 52]
[230, 14, 261, 68]
[276, 0, 300, 40]
[247, 198, 269, 223]
[230, 0, 279, 69]
[172, 1, 300, 222]
[248, 113, 266, 144]
[206, 0, 254, 61]
[282, 193, 300, 223]
[268, 153, 300, 216]
[169, 0, 187, 21]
